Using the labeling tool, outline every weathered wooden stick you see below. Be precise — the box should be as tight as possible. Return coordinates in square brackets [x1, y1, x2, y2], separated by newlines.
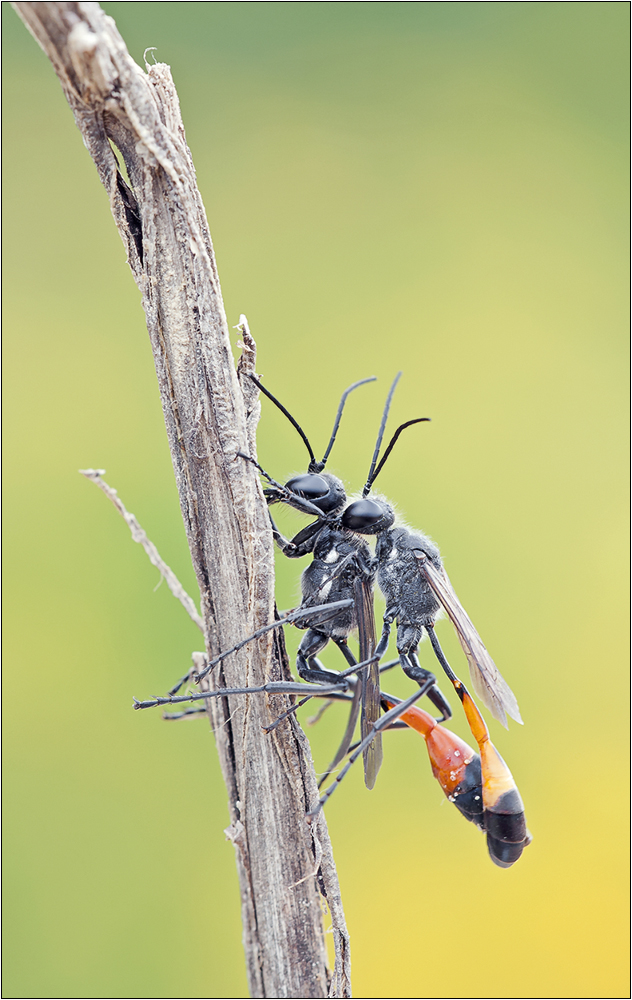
[12, 4, 351, 996]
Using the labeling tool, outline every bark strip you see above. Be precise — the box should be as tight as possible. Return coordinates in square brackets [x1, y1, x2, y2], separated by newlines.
[13, 3, 351, 996]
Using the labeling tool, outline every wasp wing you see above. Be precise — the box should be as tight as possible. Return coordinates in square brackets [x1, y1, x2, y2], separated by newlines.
[317, 679, 363, 790]
[355, 575, 383, 788]
[415, 554, 523, 728]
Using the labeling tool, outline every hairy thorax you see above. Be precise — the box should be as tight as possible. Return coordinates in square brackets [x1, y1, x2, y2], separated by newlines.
[376, 526, 442, 625]
[301, 525, 374, 636]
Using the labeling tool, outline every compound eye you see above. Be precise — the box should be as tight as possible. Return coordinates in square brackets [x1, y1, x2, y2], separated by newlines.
[342, 499, 384, 530]
[285, 474, 330, 500]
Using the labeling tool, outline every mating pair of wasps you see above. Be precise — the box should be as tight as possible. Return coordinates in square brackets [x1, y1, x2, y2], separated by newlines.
[135, 371, 530, 868]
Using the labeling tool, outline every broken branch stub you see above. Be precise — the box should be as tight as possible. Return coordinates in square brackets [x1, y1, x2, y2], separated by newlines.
[13, 3, 351, 996]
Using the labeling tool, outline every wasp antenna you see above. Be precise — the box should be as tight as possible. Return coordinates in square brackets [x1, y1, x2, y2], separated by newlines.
[369, 418, 431, 489]
[247, 374, 316, 467]
[318, 376, 377, 471]
[362, 372, 402, 496]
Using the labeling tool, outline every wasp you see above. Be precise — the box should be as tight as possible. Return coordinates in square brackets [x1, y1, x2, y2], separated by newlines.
[340, 372, 522, 729]
[135, 371, 529, 863]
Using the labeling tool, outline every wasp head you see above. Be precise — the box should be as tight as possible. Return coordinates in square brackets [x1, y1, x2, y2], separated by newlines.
[341, 497, 395, 534]
[266, 472, 346, 516]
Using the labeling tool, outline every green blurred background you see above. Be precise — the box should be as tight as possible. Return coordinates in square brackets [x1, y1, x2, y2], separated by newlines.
[3, 3, 628, 997]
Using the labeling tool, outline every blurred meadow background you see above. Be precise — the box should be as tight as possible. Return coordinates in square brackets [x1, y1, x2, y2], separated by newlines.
[3, 3, 628, 997]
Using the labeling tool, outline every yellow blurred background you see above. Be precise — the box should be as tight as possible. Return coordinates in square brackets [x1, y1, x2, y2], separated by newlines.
[3, 3, 628, 997]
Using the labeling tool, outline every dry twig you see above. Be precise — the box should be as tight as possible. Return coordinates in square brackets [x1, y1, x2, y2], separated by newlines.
[14, 3, 351, 996]
[79, 468, 205, 631]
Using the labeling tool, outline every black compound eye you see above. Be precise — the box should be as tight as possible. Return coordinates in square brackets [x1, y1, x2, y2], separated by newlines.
[285, 474, 330, 500]
[342, 499, 384, 530]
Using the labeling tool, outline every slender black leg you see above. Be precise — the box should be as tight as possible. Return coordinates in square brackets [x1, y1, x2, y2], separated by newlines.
[167, 667, 196, 697]
[399, 652, 451, 722]
[162, 707, 207, 720]
[268, 512, 297, 556]
[237, 452, 325, 519]
[193, 597, 353, 684]
[261, 687, 356, 736]
[425, 624, 463, 690]
[332, 637, 358, 669]
[408, 648, 452, 721]
[261, 688, 355, 735]
[308, 675, 437, 818]
[393, 620, 452, 721]
[378, 658, 400, 674]
[133, 678, 347, 712]
[375, 617, 393, 659]
[317, 642, 364, 788]
[309, 655, 329, 674]
[399, 650, 433, 688]
[264, 639, 357, 732]
[297, 629, 349, 687]
[261, 693, 317, 734]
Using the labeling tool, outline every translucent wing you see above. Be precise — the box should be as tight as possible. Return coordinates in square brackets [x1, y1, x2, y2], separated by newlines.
[355, 576, 383, 788]
[317, 679, 362, 790]
[415, 553, 523, 728]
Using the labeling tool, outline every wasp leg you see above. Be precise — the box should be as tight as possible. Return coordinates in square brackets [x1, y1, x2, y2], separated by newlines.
[395, 622, 451, 721]
[425, 623, 463, 690]
[400, 649, 451, 720]
[262, 685, 355, 735]
[317, 644, 364, 788]
[376, 615, 450, 718]
[263, 645, 351, 735]
[297, 629, 349, 687]
[268, 513, 298, 556]
[269, 513, 324, 558]
[375, 615, 394, 659]
[192, 598, 353, 684]
[378, 658, 400, 674]
[167, 667, 197, 697]
[134, 679, 346, 712]
[308, 675, 437, 818]
[408, 647, 452, 721]
[162, 707, 208, 720]
[261, 693, 318, 734]
[332, 637, 358, 669]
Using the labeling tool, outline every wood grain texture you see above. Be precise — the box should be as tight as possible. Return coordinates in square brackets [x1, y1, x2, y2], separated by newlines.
[12, 3, 351, 996]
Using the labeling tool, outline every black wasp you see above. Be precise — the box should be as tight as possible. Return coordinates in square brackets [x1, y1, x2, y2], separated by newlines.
[249, 370, 528, 852]
[247, 373, 377, 690]
[163, 376, 372, 704]
[306, 374, 529, 862]
[340, 372, 523, 730]
[190, 373, 394, 786]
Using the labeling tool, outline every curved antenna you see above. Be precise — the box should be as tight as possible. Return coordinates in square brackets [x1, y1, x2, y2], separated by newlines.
[247, 374, 316, 467]
[368, 418, 431, 490]
[362, 372, 402, 495]
[317, 376, 377, 472]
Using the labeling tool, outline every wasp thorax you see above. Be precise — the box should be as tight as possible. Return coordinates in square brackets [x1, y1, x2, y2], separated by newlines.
[285, 473, 346, 514]
[341, 498, 395, 534]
